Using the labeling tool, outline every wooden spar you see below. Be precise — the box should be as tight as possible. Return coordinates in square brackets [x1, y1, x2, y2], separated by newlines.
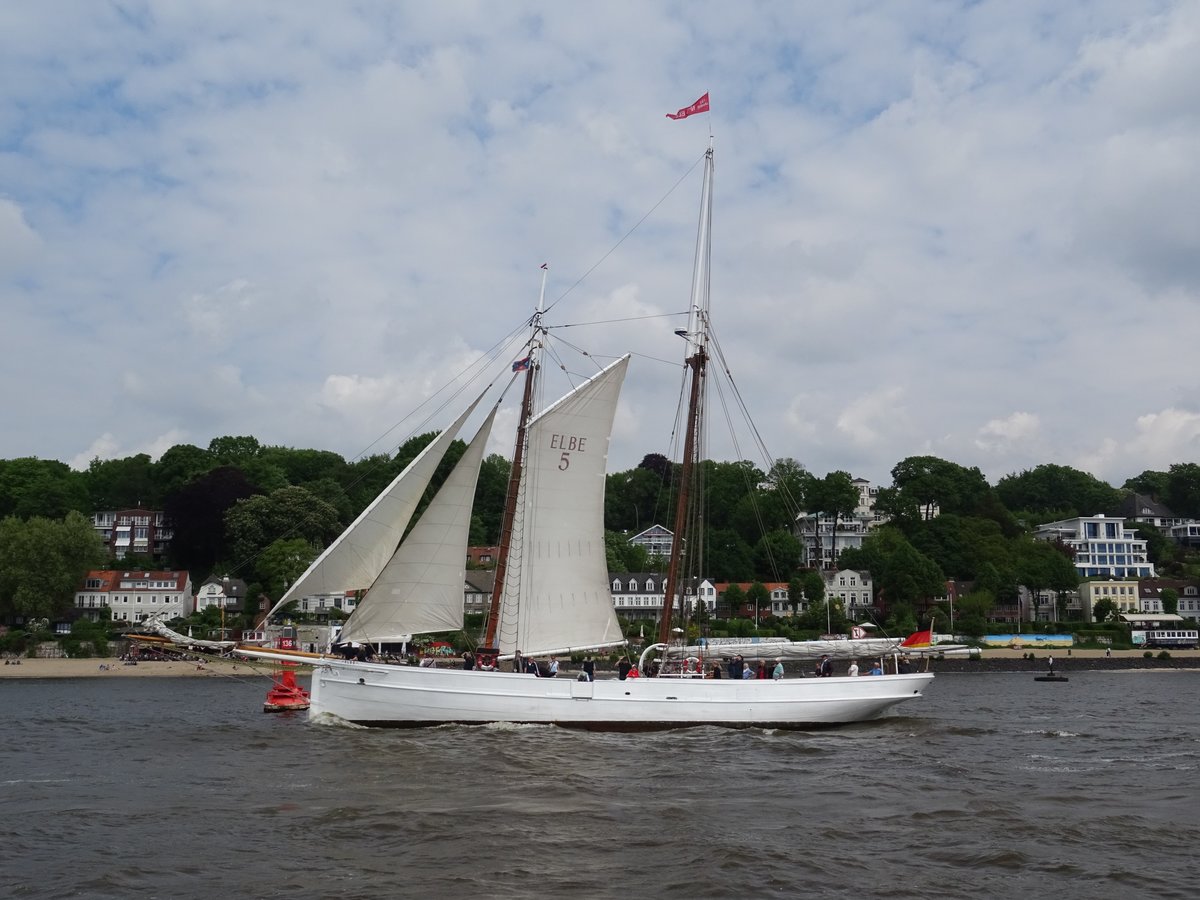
[658, 145, 714, 647]
[482, 267, 549, 652]
[482, 356, 535, 649]
[658, 347, 705, 645]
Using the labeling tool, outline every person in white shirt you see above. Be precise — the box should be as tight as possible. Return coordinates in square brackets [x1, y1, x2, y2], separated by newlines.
[847, 659, 859, 677]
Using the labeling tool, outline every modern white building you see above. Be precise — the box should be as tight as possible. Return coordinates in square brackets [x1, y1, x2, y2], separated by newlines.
[1033, 514, 1156, 579]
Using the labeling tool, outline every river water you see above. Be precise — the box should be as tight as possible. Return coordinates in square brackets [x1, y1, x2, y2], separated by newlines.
[3, 670, 1198, 899]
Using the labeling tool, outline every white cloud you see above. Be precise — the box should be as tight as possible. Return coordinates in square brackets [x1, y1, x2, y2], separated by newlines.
[976, 412, 1041, 451]
[2, 2, 1198, 490]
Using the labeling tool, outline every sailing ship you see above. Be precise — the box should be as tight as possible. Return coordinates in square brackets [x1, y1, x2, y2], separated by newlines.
[237, 143, 936, 727]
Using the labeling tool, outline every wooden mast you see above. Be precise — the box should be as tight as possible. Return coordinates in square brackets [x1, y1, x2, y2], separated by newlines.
[482, 267, 548, 654]
[659, 145, 714, 646]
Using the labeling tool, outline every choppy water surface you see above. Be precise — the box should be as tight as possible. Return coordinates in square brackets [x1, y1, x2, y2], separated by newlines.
[3, 670, 1199, 899]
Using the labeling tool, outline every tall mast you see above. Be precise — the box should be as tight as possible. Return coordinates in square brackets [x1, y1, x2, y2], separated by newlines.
[659, 144, 714, 646]
[482, 266, 549, 651]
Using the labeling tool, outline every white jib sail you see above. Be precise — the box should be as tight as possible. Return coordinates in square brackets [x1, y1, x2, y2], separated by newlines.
[264, 392, 486, 621]
[496, 355, 630, 656]
[337, 407, 498, 644]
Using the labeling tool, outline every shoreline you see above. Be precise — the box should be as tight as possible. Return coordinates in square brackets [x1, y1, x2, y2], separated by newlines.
[0, 657, 271, 679]
[2, 647, 1198, 679]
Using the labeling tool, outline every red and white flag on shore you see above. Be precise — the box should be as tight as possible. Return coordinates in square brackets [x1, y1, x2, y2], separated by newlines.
[666, 92, 710, 120]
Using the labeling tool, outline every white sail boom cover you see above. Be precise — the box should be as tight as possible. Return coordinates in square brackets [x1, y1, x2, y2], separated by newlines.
[497, 355, 630, 655]
[338, 408, 497, 644]
[266, 394, 484, 620]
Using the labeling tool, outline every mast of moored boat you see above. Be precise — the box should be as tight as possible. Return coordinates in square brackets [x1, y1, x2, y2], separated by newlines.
[481, 266, 549, 659]
[659, 144, 714, 647]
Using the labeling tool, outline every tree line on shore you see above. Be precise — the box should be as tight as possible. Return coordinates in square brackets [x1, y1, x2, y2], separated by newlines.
[4, 435, 1200, 633]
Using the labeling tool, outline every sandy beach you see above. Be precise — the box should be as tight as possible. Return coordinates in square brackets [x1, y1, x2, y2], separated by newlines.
[0, 656, 273, 679]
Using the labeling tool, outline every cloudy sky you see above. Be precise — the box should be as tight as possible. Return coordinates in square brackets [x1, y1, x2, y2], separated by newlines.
[3, 1, 1198, 488]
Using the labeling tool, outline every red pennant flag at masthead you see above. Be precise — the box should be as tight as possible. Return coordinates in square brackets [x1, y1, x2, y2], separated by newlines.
[666, 92, 710, 120]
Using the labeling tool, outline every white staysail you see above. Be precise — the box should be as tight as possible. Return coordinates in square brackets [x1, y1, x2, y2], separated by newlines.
[338, 407, 498, 644]
[496, 355, 630, 656]
[264, 392, 485, 621]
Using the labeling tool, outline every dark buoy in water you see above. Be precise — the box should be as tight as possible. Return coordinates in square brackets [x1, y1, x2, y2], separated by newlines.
[1035, 674, 1069, 682]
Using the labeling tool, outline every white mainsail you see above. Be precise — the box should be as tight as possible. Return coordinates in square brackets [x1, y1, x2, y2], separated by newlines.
[338, 407, 498, 644]
[263, 392, 485, 621]
[495, 355, 630, 656]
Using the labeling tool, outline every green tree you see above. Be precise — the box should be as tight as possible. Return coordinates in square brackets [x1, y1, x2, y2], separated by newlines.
[1165, 463, 1200, 518]
[604, 531, 652, 573]
[839, 527, 945, 611]
[805, 470, 860, 569]
[153, 444, 214, 497]
[752, 529, 802, 582]
[701, 460, 763, 533]
[950, 590, 994, 638]
[257, 538, 319, 613]
[225, 486, 341, 567]
[1014, 539, 1078, 623]
[84, 454, 158, 509]
[259, 446, 348, 486]
[889, 456, 993, 519]
[1160, 587, 1179, 615]
[0, 511, 105, 619]
[1091, 597, 1117, 623]
[995, 464, 1121, 517]
[605, 466, 669, 534]
[745, 582, 770, 623]
[1125, 521, 1173, 567]
[164, 466, 259, 572]
[0, 458, 90, 520]
[1123, 470, 1169, 500]
[705, 528, 754, 582]
[721, 583, 746, 617]
[208, 435, 264, 464]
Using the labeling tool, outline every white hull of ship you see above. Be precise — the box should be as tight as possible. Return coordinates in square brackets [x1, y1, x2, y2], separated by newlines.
[300, 658, 933, 729]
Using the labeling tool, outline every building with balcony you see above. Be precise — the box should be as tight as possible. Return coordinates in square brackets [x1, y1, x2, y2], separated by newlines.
[91, 507, 173, 560]
[1033, 514, 1156, 579]
[75, 570, 193, 623]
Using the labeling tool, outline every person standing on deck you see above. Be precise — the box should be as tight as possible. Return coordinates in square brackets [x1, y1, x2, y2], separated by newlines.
[847, 659, 859, 677]
[772, 658, 784, 680]
[728, 655, 744, 680]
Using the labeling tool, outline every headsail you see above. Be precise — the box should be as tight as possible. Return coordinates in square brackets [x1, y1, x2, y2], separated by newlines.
[263, 391, 486, 622]
[495, 355, 630, 656]
[337, 407, 498, 644]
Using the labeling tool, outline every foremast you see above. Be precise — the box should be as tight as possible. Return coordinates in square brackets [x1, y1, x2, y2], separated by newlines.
[482, 266, 549, 654]
[659, 143, 714, 646]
